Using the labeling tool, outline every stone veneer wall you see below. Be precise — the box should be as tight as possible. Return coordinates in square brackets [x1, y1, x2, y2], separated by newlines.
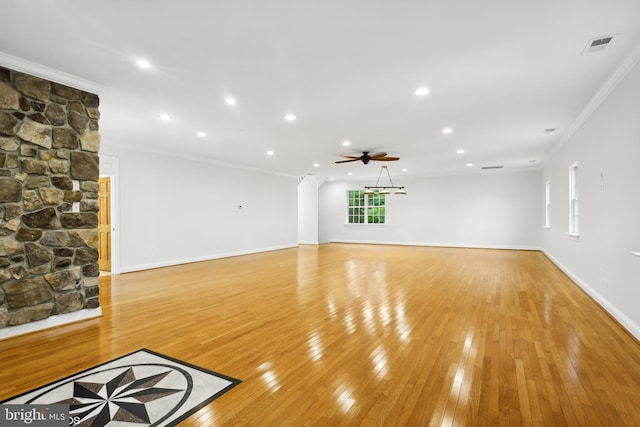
[0, 66, 100, 329]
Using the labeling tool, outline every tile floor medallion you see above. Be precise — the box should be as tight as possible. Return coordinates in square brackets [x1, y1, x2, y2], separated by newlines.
[1, 349, 241, 426]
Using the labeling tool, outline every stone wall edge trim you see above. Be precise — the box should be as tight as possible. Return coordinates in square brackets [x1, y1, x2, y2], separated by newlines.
[0, 308, 102, 340]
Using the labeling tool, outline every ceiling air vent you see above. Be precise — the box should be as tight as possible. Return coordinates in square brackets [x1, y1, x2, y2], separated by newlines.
[583, 35, 614, 54]
[481, 165, 504, 170]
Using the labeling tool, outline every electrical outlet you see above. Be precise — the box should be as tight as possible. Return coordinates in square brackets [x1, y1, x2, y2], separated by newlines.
[72, 180, 80, 191]
[72, 202, 80, 213]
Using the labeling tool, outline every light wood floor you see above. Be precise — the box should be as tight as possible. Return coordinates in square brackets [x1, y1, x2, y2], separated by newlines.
[2, 244, 640, 426]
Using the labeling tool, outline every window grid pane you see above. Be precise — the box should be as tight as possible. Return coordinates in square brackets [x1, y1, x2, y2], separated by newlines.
[347, 190, 386, 224]
[347, 191, 367, 224]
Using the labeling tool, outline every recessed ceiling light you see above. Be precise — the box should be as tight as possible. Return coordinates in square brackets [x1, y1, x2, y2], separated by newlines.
[160, 114, 171, 121]
[347, 172, 353, 176]
[402, 168, 408, 172]
[442, 128, 453, 134]
[197, 132, 207, 138]
[313, 163, 320, 167]
[415, 87, 430, 96]
[285, 114, 296, 121]
[456, 149, 465, 154]
[466, 163, 473, 167]
[136, 59, 151, 69]
[266, 150, 275, 156]
[342, 140, 351, 147]
[225, 97, 236, 106]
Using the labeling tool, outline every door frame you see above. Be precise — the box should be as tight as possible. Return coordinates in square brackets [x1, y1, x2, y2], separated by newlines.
[99, 154, 120, 275]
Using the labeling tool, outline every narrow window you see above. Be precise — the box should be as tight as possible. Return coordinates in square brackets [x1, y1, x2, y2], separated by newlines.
[347, 190, 365, 224]
[367, 191, 386, 224]
[568, 163, 579, 235]
[544, 181, 551, 228]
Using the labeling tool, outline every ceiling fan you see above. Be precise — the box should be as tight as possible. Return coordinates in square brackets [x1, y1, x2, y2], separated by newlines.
[335, 151, 400, 164]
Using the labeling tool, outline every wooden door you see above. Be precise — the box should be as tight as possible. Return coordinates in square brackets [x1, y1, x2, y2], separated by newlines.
[98, 177, 111, 272]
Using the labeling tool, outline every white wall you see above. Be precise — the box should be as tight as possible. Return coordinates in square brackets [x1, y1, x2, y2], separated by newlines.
[100, 146, 298, 272]
[319, 170, 541, 249]
[541, 55, 640, 339]
[298, 176, 320, 244]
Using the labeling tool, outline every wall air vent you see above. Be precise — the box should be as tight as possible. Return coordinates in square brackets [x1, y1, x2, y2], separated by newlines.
[481, 165, 504, 170]
[583, 35, 614, 54]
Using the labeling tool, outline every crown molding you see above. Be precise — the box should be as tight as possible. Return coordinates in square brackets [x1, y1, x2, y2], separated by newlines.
[0, 51, 103, 95]
[550, 41, 640, 157]
[100, 140, 298, 179]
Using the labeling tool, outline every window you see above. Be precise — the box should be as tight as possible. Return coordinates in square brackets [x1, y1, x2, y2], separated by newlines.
[544, 181, 550, 228]
[347, 190, 386, 224]
[568, 162, 579, 235]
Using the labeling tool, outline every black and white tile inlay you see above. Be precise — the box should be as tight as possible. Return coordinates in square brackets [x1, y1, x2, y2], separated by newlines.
[1, 349, 241, 426]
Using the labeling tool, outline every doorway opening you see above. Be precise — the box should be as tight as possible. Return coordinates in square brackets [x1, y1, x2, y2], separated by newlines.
[98, 176, 111, 273]
[99, 154, 119, 275]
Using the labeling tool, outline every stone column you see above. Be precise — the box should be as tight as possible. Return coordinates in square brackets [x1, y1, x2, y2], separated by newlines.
[0, 66, 100, 328]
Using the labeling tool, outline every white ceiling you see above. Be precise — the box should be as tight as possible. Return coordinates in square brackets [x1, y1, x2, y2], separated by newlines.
[2, 1, 639, 180]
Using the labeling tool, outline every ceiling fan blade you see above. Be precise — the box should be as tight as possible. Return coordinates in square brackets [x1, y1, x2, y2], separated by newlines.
[335, 151, 398, 164]
[368, 152, 388, 159]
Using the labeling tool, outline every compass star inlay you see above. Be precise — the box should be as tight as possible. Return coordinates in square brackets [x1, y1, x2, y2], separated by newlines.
[56, 367, 181, 426]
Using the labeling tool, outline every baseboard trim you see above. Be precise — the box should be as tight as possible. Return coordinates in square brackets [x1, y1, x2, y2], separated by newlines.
[299, 241, 320, 245]
[120, 244, 299, 273]
[328, 239, 540, 251]
[0, 308, 102, 340]
[541, 249, 640, 342]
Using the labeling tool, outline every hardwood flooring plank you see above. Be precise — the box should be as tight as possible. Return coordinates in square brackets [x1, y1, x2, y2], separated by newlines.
[1, 245, 640, 425]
